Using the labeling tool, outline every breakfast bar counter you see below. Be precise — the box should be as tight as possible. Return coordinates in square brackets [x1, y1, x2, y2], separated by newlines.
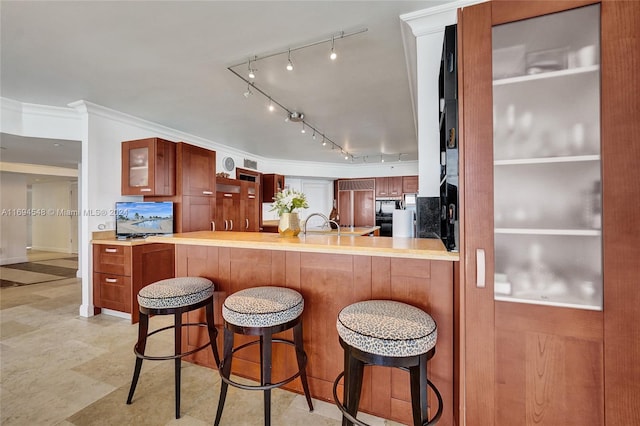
[146, 231, 457, 425]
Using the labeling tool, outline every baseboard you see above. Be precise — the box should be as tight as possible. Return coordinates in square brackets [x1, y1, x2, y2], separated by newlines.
[0, 256, 29, 265]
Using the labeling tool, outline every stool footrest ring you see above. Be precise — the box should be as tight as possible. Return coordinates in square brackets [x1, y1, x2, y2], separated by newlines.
[134, 322, 216, 361]
[332, 369, 444, 426]
[219, 338, 308, 391]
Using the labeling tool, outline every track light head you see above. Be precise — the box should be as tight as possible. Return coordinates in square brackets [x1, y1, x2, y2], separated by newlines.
[286, 49, 294, 71]
[248, 70, 256, 79]
[330, 36, 337, 60]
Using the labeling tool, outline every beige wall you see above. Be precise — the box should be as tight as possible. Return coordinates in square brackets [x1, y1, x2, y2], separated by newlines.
[0, 172, 28, 264]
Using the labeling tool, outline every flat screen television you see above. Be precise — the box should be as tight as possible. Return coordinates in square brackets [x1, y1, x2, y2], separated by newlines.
[115, 201, 174, 238]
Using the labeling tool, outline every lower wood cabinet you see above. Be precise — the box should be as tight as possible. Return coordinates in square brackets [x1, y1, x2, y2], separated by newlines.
[92, 242, 175, 323]
[176, 245, 455, 426]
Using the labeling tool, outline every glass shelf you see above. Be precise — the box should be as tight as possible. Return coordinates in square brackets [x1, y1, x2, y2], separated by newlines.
[493, 64, 599, 86]
[494, 154, 599, 166]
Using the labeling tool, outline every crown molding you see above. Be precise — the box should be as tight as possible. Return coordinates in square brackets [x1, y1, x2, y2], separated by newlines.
[401, 0, 486, 36]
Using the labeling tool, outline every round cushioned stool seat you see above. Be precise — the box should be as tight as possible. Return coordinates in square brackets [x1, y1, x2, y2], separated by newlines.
[138, 277, 214, 310]
[222, 286, 303, 328]
[337, 300, 437, 358]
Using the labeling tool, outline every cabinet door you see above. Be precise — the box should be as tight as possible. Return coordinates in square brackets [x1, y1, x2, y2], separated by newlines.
[215, 181, 241, 231]
[402, 175, 419, 193]
[353, 190, 375, 227]
[375, 177, 388, 197]
[388, 177, 403, 197]
[338, 190, 352, 227]
[122, 138, 175, 196]
[182, 196, 214, 233]
[460, 2, 610, 425]
[178, 143, 216, 197]
[241, 181, 259, 231]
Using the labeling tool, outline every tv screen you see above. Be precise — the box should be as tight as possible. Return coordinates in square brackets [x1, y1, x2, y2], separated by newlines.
[115, 201, 174, 238]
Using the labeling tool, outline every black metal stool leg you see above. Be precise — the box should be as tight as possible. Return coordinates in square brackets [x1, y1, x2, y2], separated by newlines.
[174, 311, 182, 419]
[262, 332, 273, 426]
[214, 327, 235, 426]
[409, 354, 428, 426]
[206, 301, 220, 366]
[126, 311, 149, 404]
[343, 348, 365, 426]
[293, 321, 313, 411]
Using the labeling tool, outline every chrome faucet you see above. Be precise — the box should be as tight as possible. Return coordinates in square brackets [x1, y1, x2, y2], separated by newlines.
[303, 212, 341, 236]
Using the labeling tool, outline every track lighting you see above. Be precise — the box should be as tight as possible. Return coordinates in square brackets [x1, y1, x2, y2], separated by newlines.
[330, 36, 337, 61]
[248, 58, 256, 79]
[243, 82, 252, 98]
[268, 98, 275, 112]
[312, 130, 316, 140]
[286, 49, 294, 71]
[301, 122, 306, 134]
[322, 136, 327, 146]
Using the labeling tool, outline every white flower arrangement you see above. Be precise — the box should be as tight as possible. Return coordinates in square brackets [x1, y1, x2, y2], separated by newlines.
[269, 189, 309, 216]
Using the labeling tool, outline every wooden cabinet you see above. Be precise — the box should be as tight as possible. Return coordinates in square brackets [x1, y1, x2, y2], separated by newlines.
[121, 138, 175, 196]
[144, 142, 217, 233]
[92, 243, 175, 323]
[262, 174, 284, 203]
[214, 178, 259, 232]
[402, 175, 419, 193]
[458, 1, 639, 425]
[242, 181, 260, 231]
[337, 179, 375, 227]
[375, 176, 402, 198]
[176, 246, 455, 426]
[215, 178, 241, 231]
[177, 142, 216, 197]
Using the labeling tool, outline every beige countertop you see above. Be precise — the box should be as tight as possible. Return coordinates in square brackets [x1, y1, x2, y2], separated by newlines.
[146, 230, 458, 261]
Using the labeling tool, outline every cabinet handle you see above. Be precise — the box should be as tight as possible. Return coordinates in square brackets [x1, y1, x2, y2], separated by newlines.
[246, 218, 249, 229]
[224, 193, 232, 197]
[224, 220, 228, 231]
[211, 221, 215, 231]
[202, 190, 213, 195]
[140, 188, 151, 192]
[105, 278, 118, 283]
[104, 248, 117, 253]
[229, 220, 233, 230]
[248, 195, 255, 199]
[476, 249, 486, 288]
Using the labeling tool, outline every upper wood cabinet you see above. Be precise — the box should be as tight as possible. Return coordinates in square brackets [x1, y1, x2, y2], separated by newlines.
[375, 176, 402, 198]
[402, 175, 419, 193]
[262, 174, 284, 203]
[177, 142, 216, 196]
[122, 138, 176, 196]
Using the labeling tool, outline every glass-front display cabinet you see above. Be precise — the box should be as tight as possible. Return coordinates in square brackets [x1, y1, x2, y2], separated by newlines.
[121, 137, 176, 196]
[492, 5, 602, 309]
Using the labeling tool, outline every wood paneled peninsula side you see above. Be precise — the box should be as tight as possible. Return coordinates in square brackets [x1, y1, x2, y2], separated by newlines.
[147, 231, 458, 425]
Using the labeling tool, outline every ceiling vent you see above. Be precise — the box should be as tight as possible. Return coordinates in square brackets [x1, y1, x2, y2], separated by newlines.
[244, 158, 258, 170]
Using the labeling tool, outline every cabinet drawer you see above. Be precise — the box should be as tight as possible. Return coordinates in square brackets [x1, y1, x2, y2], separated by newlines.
[93, 272, 131, 313]
[93, 244, 131, 275]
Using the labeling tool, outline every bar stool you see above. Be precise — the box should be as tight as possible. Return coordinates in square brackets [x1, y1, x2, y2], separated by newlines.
[332, 300, 443, 426]
[126, 277, 220, 419]
[214, 286, 314, 426]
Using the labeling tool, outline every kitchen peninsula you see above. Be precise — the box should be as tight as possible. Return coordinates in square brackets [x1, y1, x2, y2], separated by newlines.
[147, 231, 458, 425]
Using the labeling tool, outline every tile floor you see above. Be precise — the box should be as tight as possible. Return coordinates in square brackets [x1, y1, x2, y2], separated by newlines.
[0, 266, 404, 425]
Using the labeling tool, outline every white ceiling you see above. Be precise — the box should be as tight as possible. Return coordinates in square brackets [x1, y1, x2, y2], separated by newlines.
[1, 0, 449, 166]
